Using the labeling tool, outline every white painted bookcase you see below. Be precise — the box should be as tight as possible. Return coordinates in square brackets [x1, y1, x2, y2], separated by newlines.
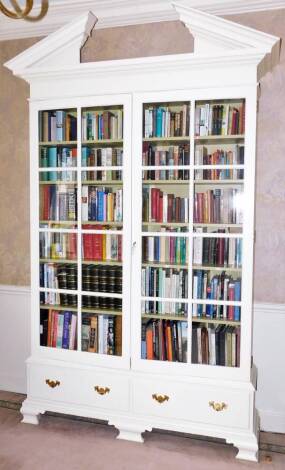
[5, 4, 280, 461]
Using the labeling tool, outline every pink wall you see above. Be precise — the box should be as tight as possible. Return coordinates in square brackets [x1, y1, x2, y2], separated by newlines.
[0, 10, 284, 302]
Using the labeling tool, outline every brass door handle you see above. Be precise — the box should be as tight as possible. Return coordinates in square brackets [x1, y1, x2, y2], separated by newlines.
[94, 386, 110, 395]
[152, 393, 169, 404]
[209, 401, 227, 412]
[46, 379, 60, 388]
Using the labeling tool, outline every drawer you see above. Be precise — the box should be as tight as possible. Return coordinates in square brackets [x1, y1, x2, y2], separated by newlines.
[132, 378, 250, 430]
[186, 385, 250, 430]
[28, 364, 129, 412]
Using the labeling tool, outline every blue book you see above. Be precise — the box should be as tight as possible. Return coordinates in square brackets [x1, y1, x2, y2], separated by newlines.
[97, 191, 104, 221]
[62, 311, 71, 349]
[197, 270, 203, 317]
[87, 113, 93, 140]
[154, 237, 160, 262]
[48, 147, 57, 181]
[56, 110, 65, 141]
[156, 107, 163, 138]
[234, 280, 241, 321]
[90, 189, 97, 221]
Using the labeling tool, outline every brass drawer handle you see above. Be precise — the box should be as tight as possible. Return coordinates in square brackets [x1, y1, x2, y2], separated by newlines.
[46, 379, 60, 388]
[94, 386, 110, 395]
[152, 393, 169, 404]
[209, 401, 227, 412]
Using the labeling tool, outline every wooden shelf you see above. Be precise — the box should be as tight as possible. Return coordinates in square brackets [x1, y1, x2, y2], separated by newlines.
[82, 180, 123, 185]
[142, 262, 188, 269]
[143, 180, 189, 185]
[142, 313, 188, 321]
[142, 222, 188, 227]
[40, 180, 77, 185]
[82, 221, 123, 226]
[193, 223, 242, 228]
[82, 308, 122, 316]
[143, 136, 190, 143]
[192, 317, 241, 326]
[194, 179, 243, 185]
[195, 135, 244, 142]
[82, 260, 122, 266]
[193, 265, 242, 272]
[40, 220, 77, 225]
[82, 139, 123, 145]
[40, 304, 77, 312]
[39, 141, 77, 146]
[40, 258, 77, 264]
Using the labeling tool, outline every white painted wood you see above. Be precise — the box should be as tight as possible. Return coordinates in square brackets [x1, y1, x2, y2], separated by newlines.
[2, 10, 281, 461]
[0, 1, 284, 41]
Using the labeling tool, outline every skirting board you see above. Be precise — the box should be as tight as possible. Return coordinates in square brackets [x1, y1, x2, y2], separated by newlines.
[0, 285, 284, 433]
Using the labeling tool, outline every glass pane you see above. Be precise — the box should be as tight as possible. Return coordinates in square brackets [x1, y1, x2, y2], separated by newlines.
[193, 235, 242, 269]
[192, 323, 240, 367]
[82, 232, 122, 263]
[39, 109, 77, 142]
[142, 235, 188, 266]
[81, 183, 123, 228]
[195, 99, 245, 137]
[143, 102, 190, 138]
[141, 318, 187, 362]
[82, 106, 123, 142]
[194, 144, 244, 181]
[39, 173, 77, 228]
[40, 262, 78, 290]
[39, 232, 77, 261]
[81, 313, 122, 356]
[39, 145, 77, 170]
[40, 309, 78, 350]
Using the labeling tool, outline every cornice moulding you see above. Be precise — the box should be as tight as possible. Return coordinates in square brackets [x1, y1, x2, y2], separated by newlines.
[0, 1, 285, 41]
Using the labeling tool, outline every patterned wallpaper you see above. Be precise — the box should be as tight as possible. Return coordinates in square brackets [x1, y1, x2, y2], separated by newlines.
[0, 12, 284, 302]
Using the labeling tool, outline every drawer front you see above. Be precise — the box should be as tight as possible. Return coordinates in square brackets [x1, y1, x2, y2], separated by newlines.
[186, 385, 250, 429]
[28, 364, 129, 412]
[132, 378, 250, 430]
[132, 378, 188, 420]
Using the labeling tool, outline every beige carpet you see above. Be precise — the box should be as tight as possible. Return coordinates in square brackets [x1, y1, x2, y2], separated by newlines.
[0, 407, 284, 470]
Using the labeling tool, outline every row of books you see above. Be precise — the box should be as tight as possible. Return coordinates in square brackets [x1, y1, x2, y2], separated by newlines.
[40, 309, 77, 349]
[82, 265, 122, 294]
[144, 104, 190, 138]
[141, 267, 188, 299]
[195, 146, 244, 180]
[82, 147, 123, 182]
[82, 110, 123, 141]
[193, 231, 242, 268]
[142, 300, 188, 316]
[143, 188, 189, 224]
[142, 235, 188, 265]
[142, 319, 187, 362]
[82, 315, 122, 355]
[82, 228, 122, 262]
[82, 186, 123, 222]
[195, 102, 245, 136]
[82, 295, 122, 311]
[40, 263, 122, 294]
[40, 147, 77, 179]
[40, 232, 77, 260]
[142, 143, 190, 180]
[40, 185, 77, 222]
[40, 110, 77, 142]
[40, 292, 77, 307]
[194, 189, 243, 224]
[193, 271, 241, 321]
[192, 324, 240, 367]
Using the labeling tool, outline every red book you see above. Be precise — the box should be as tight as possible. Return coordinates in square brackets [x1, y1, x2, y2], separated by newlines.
[166, 322, 173, 361]
[197, 193, 203, 223]
[167, 194, 174, 223]
[68, 233, 77, 260]
[82, 233, 93, 260]
[228, 283, 235, 320]
[118, 235, 122, 261]
[94, 234, 103, 260]
[151, 188, 156, 221]
[146, 326, 154, 360]
[42, 186, 50, 220]
[158, 193, 163, 223]
[218, 238, 225, 266]
[51, 311, 58, 348]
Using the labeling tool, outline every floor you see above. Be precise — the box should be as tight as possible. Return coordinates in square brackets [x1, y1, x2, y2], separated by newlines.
[0, 392, 285, 470]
